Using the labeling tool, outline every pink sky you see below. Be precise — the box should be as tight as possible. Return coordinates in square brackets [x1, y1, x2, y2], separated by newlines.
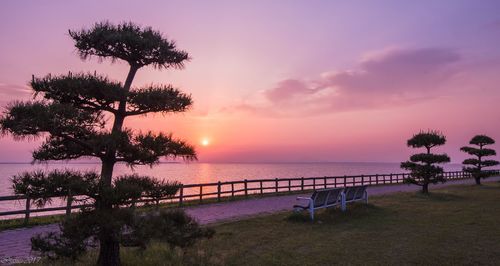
[1, 1, 500, 163]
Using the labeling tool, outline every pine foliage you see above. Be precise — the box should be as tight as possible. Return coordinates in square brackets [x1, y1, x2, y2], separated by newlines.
[460, 135, 499, 185]
[400, 130, 450, 194]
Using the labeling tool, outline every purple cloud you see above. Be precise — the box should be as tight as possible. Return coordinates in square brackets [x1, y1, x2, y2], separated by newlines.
[253, 47, 461, 115]
[264, 79, 316, 102]
[329, 48, 460, 94]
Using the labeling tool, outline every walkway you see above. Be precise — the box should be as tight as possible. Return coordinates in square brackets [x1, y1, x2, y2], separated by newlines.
[1, 176, 499, 264]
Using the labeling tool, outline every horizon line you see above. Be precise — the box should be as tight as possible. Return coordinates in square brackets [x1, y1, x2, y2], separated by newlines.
[0, 161, 465, 165]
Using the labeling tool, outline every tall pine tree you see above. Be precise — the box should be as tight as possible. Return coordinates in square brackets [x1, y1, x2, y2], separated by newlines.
[460, 135, 499, 185]
[401, 130, 450, 194]
[0, 22, 213, 266]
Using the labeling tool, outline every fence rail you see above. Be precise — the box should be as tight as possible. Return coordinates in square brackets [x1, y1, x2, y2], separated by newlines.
[1, 170, 498, 224]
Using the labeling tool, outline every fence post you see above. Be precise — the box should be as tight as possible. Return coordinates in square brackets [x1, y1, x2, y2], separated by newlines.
[179, 185, 184, 206]
[199, 185, 203, 203]
[244, 179, 248, 197]
[217, 181, 221, 202]
[361, 175, 364, 185]
[344, 175, 347, 187]
[65, 194, 73, 218]
[301, 177, 304, 191]
[260, 181, 263, 194]
[288, 179, 291, 192]
[313, 178, 316, 189]
[390, 174, 393, 184]
[231, 183, 235, 197]
[376, 174, 379, 185]
[324, 177, 327, 188]
[334, 177, 337, 188]
[24, 197, 31, 225]
[275, 178, 279, 193]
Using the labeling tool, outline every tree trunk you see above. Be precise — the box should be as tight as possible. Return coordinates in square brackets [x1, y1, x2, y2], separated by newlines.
[422, 183, 429, 194]
[100, 160, 115, 188]
[96, 65, 139, 266]
[97, 160, 120, 266]
[97, 232, 121, 266]
[476, 162, 482, 185]
[111, 66, 138, 132]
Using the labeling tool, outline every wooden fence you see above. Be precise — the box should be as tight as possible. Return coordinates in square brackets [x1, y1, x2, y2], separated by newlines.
[1, 170, 498, 224]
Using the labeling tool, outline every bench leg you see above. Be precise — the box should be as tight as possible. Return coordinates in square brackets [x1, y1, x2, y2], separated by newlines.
[309, 207, 314, 221]
[341, 193, 346, 212]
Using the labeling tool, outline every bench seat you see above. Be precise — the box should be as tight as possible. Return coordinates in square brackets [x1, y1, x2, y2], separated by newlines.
[341, 185, 368, 211]
[293, 188, 343, 220]
[293, 186, 368, 220]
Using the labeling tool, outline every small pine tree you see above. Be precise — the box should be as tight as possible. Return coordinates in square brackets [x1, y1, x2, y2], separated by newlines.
[401, 130, 450, 194]
[460, 135, 499, 185]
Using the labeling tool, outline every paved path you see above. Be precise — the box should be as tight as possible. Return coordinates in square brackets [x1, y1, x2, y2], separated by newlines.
[1, 176, 499, 263]
[184, 176, 500, 224]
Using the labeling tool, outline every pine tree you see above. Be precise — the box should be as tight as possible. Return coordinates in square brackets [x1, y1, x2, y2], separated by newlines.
[460, 135, 499, 185]
[401, 130, 450, 194]
[0, 22, 213, 266]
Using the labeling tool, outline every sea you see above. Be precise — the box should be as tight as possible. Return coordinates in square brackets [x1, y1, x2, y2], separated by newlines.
[0, 162, 463, 219]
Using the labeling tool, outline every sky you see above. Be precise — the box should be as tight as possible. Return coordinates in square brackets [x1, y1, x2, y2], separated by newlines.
[0, 0, 500, 163]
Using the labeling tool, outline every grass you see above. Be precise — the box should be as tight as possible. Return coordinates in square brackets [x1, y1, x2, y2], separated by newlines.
[0, 214, 64, 231]
[31, 182, 500, 265]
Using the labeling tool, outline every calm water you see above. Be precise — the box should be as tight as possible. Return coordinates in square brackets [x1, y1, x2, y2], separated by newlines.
[0, 162, 463, 218]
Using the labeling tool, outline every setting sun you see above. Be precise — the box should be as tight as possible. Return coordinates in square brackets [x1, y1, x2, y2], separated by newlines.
[201, 138, 210, 146]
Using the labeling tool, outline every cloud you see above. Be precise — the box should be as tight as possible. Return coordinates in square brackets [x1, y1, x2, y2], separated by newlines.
[264, 79, 316, 102]
[228, 47, 462, 116]
[0, 83, 32, 106]
[328, 48, 460, 94]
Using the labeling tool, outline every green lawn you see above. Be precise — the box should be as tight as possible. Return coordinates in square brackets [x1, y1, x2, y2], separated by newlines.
[34, 182, 500, 265]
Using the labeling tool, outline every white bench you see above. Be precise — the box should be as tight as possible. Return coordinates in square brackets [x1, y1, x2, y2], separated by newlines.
[293, 186, 368, 220]
[293, 188, 343, 220]
[340, 186, 368, 211]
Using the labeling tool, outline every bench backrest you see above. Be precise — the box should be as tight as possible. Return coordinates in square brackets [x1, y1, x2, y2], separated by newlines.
[344, 186, 367, 201]
[353, 186, 367, 199]
[326, 188, 343, 205]
[313, 190, 330, 208]
[312, 188, 343, 207]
